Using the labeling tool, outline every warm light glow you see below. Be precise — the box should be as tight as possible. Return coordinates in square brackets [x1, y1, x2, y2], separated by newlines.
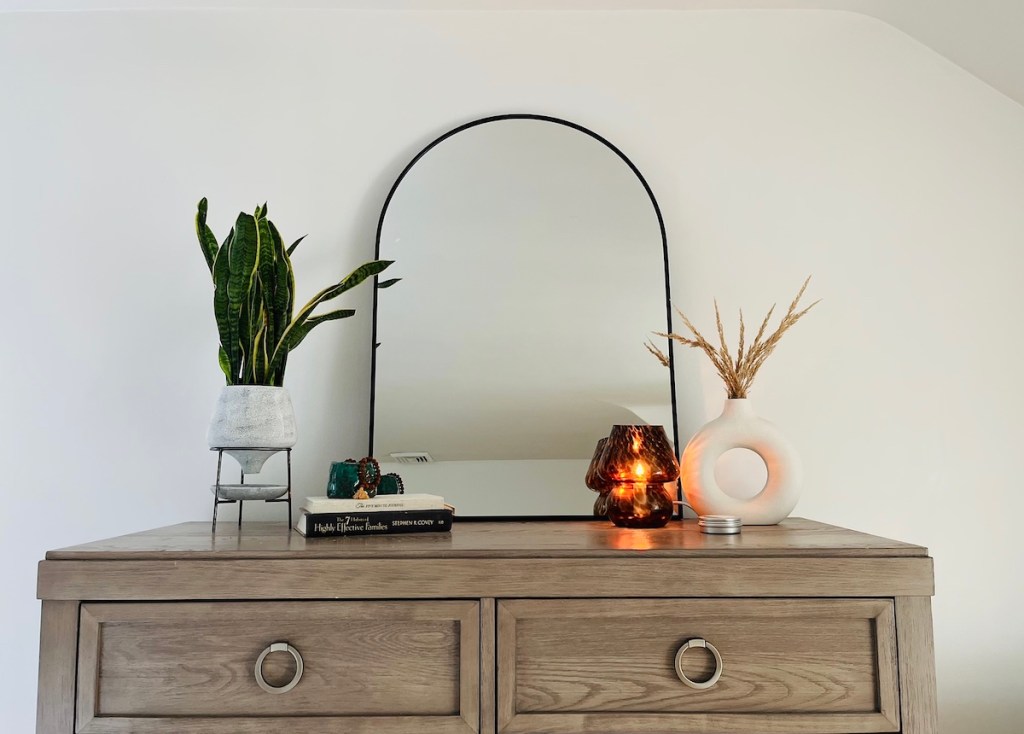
[607, 480, 673, 528]
[632, 483, 648, 512]
[590, 425, 679, 529]
[611, 530, 655, 551]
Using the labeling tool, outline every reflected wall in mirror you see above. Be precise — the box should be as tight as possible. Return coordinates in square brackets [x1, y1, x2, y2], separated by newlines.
[370, 115, 677, 517]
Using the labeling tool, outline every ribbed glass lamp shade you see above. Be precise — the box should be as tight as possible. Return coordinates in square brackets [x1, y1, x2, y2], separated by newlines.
[593, 425, 679, 528]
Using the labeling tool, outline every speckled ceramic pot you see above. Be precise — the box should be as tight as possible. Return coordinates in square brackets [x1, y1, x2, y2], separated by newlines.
[207, 386, 296, 473]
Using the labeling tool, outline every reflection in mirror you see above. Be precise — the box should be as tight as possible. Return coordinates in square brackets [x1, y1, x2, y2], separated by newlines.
[371, 116, 676, 516]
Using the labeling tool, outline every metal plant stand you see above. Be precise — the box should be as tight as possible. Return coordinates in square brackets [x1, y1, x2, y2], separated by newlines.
[210, 447, 292, 532]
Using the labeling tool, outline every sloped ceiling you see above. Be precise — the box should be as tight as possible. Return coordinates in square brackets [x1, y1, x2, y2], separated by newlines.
[787, 0, 1024, 107]
[2, 1, 1021, 106]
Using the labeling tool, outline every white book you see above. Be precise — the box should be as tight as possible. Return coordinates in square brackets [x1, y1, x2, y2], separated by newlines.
[302, 493, 446, 514]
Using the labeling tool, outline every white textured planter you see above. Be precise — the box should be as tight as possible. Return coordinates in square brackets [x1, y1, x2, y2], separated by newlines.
[207, 386, 297, 474]
[680, 399, 801, 525]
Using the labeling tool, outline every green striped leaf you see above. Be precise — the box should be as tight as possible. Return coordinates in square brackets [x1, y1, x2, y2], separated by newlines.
[272, 230, 296, 386]
[252, 321, 269, 384]
[293, 260, 393, 324]
[268, 260, 393, 373]
[196, 199, 391, 387]
[238, 286, 252, 383]
[278, 308, 356, 354]
[272, 223, 293, 349]
[212, 232, 237, 383]
[286, 235, 306, 257]
[377, 278, 402, 289]
[256, 216, 280, 358]
[227, 212, 260, 383]
[217, 346, 231, 382]
[240, 281, 267, 384]
[272, 353, 288, 387]
[195, 198, 219, 274]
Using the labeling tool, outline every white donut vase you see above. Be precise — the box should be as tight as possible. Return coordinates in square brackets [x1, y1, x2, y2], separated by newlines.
[680, 399, 802, 525]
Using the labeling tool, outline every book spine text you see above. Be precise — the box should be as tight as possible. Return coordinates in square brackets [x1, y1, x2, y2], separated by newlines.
[302, 510, 452, 537]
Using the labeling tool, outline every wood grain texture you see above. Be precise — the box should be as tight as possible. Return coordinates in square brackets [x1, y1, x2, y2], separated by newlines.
[35, 600, 78, 734]
[76, 605, 100, 732]
[876, 602, 901, 728]
[33, 518, 937, 734]
[76, 716, 476, 734]
[499, 711, 898, 734]
[895, 596, 940, 734]
[45, 518, 928, 560]
[497, 599, 899, 733]
[76, 601, 478, 731]
[460, 600, 481, 733]
[497, 603, 518, 733]
[480, 599, 496, 734]
[38, 556, 934, 601]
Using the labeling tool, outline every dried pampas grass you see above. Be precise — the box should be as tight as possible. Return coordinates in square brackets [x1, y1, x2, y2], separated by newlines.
[646, 276, 819, 399]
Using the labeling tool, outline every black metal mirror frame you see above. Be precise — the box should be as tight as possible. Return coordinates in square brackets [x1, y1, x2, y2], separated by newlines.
[368, 113, 679, 520]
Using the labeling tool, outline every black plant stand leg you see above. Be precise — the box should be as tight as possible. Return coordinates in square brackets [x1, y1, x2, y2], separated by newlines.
[212, 450, 224, 533]
[210, 447, 291, 532]
[286, 449, 293, 525]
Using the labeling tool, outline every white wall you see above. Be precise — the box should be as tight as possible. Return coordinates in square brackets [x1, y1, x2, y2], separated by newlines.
[2, 9, 1022, 732]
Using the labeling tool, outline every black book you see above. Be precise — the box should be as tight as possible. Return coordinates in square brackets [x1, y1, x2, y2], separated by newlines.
[295, 508, 453, 538]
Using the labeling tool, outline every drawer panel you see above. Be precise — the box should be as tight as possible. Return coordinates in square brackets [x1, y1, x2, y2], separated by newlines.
[77, 601, 479, 734]
[497, 598, 899, 734]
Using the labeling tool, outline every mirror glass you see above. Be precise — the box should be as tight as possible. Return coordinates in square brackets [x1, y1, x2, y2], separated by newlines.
[371, 116, 676, 516]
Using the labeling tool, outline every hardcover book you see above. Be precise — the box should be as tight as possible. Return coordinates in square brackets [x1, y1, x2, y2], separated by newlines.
[295, 508, 453, 538]
[302, 493, 446, 515]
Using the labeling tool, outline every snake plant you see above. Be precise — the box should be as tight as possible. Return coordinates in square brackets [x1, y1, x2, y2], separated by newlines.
[195, 198, 395, 386]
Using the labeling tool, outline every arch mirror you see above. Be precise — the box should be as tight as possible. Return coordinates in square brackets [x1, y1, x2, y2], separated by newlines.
[370, 114, 678, 517]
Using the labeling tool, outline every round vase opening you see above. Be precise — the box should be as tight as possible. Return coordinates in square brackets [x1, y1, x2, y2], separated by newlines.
[713, 447, 769, 500]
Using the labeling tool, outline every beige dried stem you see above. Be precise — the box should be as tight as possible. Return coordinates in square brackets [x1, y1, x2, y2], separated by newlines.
[645, 276, 819, 399]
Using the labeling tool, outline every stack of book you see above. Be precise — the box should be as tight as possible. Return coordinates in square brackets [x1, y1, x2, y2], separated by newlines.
[294, 493, 453, 537]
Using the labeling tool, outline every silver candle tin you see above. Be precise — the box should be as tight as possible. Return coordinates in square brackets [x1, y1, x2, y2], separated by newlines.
[698, 515, 743, 535]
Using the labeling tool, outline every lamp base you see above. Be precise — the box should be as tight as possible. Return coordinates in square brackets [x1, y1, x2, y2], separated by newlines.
[607, 483, 674, 529]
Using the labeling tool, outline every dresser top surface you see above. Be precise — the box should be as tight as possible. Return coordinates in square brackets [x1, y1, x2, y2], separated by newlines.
[45, 517, 927, 560]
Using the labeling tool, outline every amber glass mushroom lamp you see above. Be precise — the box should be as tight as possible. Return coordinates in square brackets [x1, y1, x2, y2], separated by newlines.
[586, 437, 614, 517]
[593, 425, 679, 528]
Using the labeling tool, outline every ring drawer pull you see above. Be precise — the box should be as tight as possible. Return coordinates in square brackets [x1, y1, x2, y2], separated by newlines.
[674, 638, 723, 690]
[254, 642, 304, 694]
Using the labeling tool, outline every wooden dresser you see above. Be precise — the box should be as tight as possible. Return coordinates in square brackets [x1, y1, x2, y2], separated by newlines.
[36, 518, 937, 734]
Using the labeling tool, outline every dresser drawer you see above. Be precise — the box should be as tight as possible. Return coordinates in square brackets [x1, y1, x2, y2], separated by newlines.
[75, 600, 480, 734]
[497, 598, 900, 734]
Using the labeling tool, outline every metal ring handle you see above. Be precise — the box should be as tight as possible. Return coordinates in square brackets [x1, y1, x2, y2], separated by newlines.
[254, 642, 303, 694]
[674, 638, 723, 690]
